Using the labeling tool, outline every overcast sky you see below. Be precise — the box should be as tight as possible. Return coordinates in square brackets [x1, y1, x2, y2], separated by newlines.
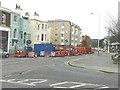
[0, 0, 119, 39]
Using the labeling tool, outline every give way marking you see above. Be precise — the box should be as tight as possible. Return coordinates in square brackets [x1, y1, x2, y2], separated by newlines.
[0, 79, 47, 86]
[50, 81, 109, 89]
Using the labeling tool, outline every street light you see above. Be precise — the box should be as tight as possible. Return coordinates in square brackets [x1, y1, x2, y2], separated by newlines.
[105, 27, 111, 53]
[91, 13, 100, 56]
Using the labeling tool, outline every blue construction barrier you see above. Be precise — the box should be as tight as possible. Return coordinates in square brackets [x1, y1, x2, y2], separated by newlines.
[40, 51, 45, 57]
[50, 51, 56, 57]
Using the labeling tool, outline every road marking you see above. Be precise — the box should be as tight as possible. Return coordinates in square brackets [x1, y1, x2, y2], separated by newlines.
[68, 82, 86, 88]
[70, 84, 86, 88]
[0, 79, 47, 86]
[0, 80, 5, 82]
[50, 81, 109, 89]
[100, 86, 109, 88]
[50, 81, 67, 86]
[1, 79, 109, 88]
[53, 86, 68, 88]
[64, 58, 80, 65]
[50, 81, 86, 88]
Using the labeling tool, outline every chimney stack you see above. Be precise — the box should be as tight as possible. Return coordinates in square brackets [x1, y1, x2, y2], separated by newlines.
[33, 12, 39, 19]
[25, 12, 30, 18]
[15, 4, 22, 14]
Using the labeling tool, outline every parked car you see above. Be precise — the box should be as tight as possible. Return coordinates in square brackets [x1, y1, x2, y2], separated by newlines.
[111, 51, 120, 64]
[0, 49, 9, 58]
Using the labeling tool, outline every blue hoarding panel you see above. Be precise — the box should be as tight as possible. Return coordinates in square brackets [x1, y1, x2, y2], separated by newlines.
[34, 44, 54, 56]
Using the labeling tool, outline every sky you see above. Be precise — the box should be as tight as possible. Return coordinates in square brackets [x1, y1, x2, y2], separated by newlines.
[0, 0, 119, 39]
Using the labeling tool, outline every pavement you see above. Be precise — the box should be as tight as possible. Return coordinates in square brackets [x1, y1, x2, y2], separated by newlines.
[67, 51, 119, 73]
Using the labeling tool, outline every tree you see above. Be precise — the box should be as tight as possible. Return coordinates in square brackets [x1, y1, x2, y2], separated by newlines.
[99, 39, 104, 48]
[26, 40, 32, 45]
[105, 14, 120, 43]
[105, 13, 120, 51]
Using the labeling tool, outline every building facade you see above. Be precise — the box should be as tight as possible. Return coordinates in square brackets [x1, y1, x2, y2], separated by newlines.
[19, 14, 30, 46]
[0, 3, 11, 51]
[71, 23, 81, 46]
[28, 12, 49, 47]
[9, 11, 20, 54]
[9, 5, 31, 54]
[48, 20, 81, 46]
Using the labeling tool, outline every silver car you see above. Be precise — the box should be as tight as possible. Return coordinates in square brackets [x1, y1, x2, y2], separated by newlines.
[0, 49, 9, 58]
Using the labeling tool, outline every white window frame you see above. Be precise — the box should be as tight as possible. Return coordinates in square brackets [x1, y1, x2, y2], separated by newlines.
[2, 13, 6, 25]
[14, 15, 17, 23]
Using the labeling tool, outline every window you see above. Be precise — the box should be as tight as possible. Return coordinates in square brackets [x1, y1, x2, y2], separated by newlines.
[21, 34, 23, 39]
[12, 41, 14, 46]
[42, 24, 44, 29]
[72, 34, 74, 38]
[55, 34, 58, 36]
[24, 32, 26, 44]
[12, 40, 17, 46]
[10, 31, 12, 38]
[61, 39, 64, 42]
[55, 27, 58, 31]
[75, 30, 78, 33]
[45, 24, 47, 29]
[65, 39, 68, 43]
[45, 34, 46, 41]
[2, 13, 6, 25]
[41, 34, 44, 41]
[38, 24, 40, 30]
[62, 28, 64, 31]
[61, 34, 64, 37]
[14, 16, 17, 22]
[55, 39, 57, 42]
[62, 22, 64, 26]
[37, 35, 40, 40]
[13, 29, 17, 38]
[76, 35, 77, 38]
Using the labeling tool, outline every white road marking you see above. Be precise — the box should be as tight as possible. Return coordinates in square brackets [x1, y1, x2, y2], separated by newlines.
[1, 79, 109, 88]
[50, 81, 67, 86]
[0, 79, 47, 86]
[50, 81, 109, 89]
[53, 86, 68, 88]
[25, 79, 47, 85]
[50, 81, 86, 88]
[0, 80, 5, 82]
[99, 86, 109, 89]
[70, 84, 86, 88]
[85, 83, 109, 88]
[7, 79, 16, 82]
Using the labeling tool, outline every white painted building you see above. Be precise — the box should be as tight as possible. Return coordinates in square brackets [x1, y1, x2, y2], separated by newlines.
[28, 12, 50, 47]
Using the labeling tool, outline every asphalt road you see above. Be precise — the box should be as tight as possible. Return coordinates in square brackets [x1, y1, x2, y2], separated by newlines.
[1, 54, 118, 89]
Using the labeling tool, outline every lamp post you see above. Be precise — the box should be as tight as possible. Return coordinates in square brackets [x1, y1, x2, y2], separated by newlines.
[108, 30, 110, 53]
[91, 13, 100, 56]
[105, 27, 111, 53]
